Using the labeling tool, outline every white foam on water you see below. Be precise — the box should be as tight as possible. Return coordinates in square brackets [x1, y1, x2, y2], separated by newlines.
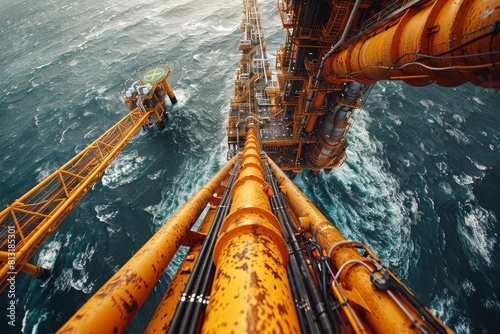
[457, 204, 497, 271]
[211, 24, 236, 32]
[30, 311, 49, 334]
[472, 96, 485, 105]
[53, 267, 73, 292]
[95, 203, 121, 235]
[21, 309, 29, 333]
[168, 87, 191, 109]
[453, 173, 476, 186]
[438, 181, 453, 195]
[430, 291, 475, 333]
[71, 271, 94, 294]
[83, 127, 98, 139]
[302, 108, 416, 274]
[95, 204, 118, 223]
[102, 150, 147, 189]
[146, 137, 227, 227]
[483, 294, 500, 311]
[147, 170, 162, 181]
[419, 98, 435, 110]
[35, 162, 56, 183]
[462, 279, 476, 297]
[436, 161, 448, 174]
[466, 156, 488, 171]
[72, 244, 96, 271]
[452, 113, 467, 123]
[36, 240, 62, 270]
[445, 128, 471, 145]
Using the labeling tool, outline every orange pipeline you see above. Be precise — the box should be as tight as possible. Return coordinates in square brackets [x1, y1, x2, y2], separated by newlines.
[323, 0, 500, 88]
[202, 126, 300, 334]
[267, 157, 452, 334]
[58, 156, 236, 334]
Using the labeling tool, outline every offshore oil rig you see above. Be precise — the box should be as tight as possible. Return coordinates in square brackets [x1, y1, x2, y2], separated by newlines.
[1, 0, 499, 333]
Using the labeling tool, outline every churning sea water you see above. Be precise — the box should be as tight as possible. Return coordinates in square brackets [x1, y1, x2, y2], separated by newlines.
[0, 0, 498, 332]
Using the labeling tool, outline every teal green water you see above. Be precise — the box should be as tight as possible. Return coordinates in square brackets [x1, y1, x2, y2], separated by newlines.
[0, 0, 498, 332]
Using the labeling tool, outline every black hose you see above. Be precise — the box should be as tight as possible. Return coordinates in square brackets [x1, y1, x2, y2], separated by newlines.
[287, 255, 320, 334]
[371, 268, 448, 334]
[269, 193, 316, 334]
[263, 157, 339, 334]
[167, 161, 239, 334]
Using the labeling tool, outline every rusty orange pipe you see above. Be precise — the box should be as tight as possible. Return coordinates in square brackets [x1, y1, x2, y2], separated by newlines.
[58, 156, 237, 334]
[267, 157, 451, 334]
[324, 0, 500, 88]
[202, 126, 300, 334]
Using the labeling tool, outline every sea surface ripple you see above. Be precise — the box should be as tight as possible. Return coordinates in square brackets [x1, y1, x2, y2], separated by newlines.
[0, 0, 498, 333]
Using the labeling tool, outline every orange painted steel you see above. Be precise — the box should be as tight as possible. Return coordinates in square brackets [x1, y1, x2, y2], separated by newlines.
[0, 109, 150, 292]
[57, 156, 237, 334]
[202, 126, 300, 334]
[323, 0, 500, 88]
[267, 157, 452, 334]
[144, 244, 202, 333]
[305, 91, 326, 133]
[144, 189, 224, 333]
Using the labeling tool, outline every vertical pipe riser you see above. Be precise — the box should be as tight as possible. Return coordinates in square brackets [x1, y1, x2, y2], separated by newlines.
[307, 82, 362, 171]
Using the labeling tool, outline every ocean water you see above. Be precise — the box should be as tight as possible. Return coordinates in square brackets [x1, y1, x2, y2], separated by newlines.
[0, 0, 498, 333]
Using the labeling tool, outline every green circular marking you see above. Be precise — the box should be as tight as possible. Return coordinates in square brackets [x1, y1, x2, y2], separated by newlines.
[142, 67, 167, 83]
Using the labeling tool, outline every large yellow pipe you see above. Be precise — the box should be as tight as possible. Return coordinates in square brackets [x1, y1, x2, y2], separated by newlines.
[58, 156, 237, 334]
[267, 157, 451, 334]
[202, 126, 300, 334]
[324, 0, 500, 88]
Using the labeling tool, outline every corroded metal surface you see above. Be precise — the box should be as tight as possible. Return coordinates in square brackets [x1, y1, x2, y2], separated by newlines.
[268, 156, 451, 333]
[203, 126, 299, 334]
[57, 156, 236, 334]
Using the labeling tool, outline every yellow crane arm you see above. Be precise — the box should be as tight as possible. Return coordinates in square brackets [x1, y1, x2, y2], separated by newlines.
[0, 64, 175, 293]
[0, 108, 151, 292]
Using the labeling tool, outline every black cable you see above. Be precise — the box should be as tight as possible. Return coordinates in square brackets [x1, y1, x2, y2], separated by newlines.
[266, 173, 318, 333]
[182, 185, 234, 333]
[167, 161, 239, 334]
[263, 157, 339, 334]
[309, 240, 339, 330]
[338, 21, 500, 82]
[303, 237, 323, 290]
[264, 160, 322, 333]
[287, 252, 319, 334]
[418, 21, 499, 61]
